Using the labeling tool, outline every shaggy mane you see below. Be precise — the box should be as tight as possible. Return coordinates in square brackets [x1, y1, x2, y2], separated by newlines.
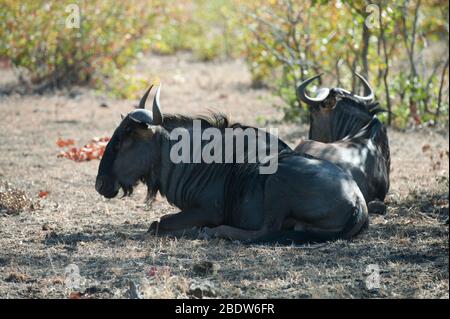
[162, 113, 233, 131]
[327, 93, 388, 142]
[336, 95, 385, 120]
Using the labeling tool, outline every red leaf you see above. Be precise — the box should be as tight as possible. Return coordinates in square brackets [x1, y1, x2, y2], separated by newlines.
[68, 292, 82, 299]
[147, 266, 157, 277]
[56, 138, 75, 148]
[38, 191, 49, 198]
[57, 136, 110, 162]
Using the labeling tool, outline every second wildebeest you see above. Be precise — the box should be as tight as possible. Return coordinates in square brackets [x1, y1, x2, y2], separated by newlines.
[295, 73, 390, 214]
[95, 85, 368, 245]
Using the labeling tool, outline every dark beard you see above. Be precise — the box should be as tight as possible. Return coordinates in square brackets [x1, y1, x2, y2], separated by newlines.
[119, 182, 134, 197]
[145, 185, 158, 204]
[143, 167, 159, 204]
[119, 179, 156, 202]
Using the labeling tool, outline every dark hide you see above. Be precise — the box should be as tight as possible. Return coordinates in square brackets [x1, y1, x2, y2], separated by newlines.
[96, 90, 368, 245]
[296, 93, 390, 209]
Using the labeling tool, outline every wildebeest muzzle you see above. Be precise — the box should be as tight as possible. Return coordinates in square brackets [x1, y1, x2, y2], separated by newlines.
[95, 175, 120, 198]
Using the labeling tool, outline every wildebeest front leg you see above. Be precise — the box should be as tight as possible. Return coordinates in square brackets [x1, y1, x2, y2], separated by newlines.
[368, 199, 387, 215]
[148, 209, 221, 237]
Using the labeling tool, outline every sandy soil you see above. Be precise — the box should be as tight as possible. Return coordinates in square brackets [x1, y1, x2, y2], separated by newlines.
[0, 53, 448, 298]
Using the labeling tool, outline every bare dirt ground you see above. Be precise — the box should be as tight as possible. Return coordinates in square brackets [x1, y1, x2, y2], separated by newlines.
[0, 53, 448, 299]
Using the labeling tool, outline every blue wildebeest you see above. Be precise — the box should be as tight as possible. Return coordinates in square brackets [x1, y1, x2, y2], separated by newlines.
[95, 85, 368, 245]
[295, 73, 390, 214]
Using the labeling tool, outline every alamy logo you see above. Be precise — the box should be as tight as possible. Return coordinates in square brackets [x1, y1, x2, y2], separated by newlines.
[65, 4, 80, 29]
[65, 264, 85, 290]
[365, 4, 380, 29]
[365, 264, 381, 290]
[169, 120, 279, 174]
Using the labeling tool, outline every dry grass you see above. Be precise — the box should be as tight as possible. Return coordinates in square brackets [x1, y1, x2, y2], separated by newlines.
[0, 53, 448, 299]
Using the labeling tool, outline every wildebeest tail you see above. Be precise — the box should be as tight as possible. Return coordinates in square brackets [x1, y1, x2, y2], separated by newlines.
[361, 117, 391, 184]
[368, 118, 384, 141]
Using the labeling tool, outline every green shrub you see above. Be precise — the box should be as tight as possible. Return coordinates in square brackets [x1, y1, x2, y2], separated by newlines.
[0, 0, 447, 128]
[151, 0, 244, 61]
[239, 0, 449, 127]
[0, 0, 161, 94]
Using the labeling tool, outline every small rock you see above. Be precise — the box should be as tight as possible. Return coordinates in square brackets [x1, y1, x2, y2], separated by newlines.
[188, 279, 217, 299]
[42, 223, 54, 231]
[368, 200, 387, 215]
[192, 261, 217, 277]
[421, 144, 431, 153]
[99, 102, 109, 108]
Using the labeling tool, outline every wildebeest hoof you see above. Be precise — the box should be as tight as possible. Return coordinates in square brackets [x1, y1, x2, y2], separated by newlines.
[147, 221, 160, 236]
[199, 227, 213, 240]
[368, 200, 387, 215]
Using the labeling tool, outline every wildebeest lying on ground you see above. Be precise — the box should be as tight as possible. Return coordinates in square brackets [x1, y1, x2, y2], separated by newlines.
[295, 73, 390, 214]
[95, 85, 368, 245]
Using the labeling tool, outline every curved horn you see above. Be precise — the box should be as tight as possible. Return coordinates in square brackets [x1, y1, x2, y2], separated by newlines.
[152, 84, 163, 125]
[296, 73, 329, 105]
[138, 84, 154, 109]
[333, 87, 352, 95]
[353, 72, 374, 101]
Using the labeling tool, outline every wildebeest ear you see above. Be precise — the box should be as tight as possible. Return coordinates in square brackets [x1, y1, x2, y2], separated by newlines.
[152, 84, 163, 125]
[321, 95, 336, 110]
[120, 113, 125, 120]
[370, 106, 388, 115]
